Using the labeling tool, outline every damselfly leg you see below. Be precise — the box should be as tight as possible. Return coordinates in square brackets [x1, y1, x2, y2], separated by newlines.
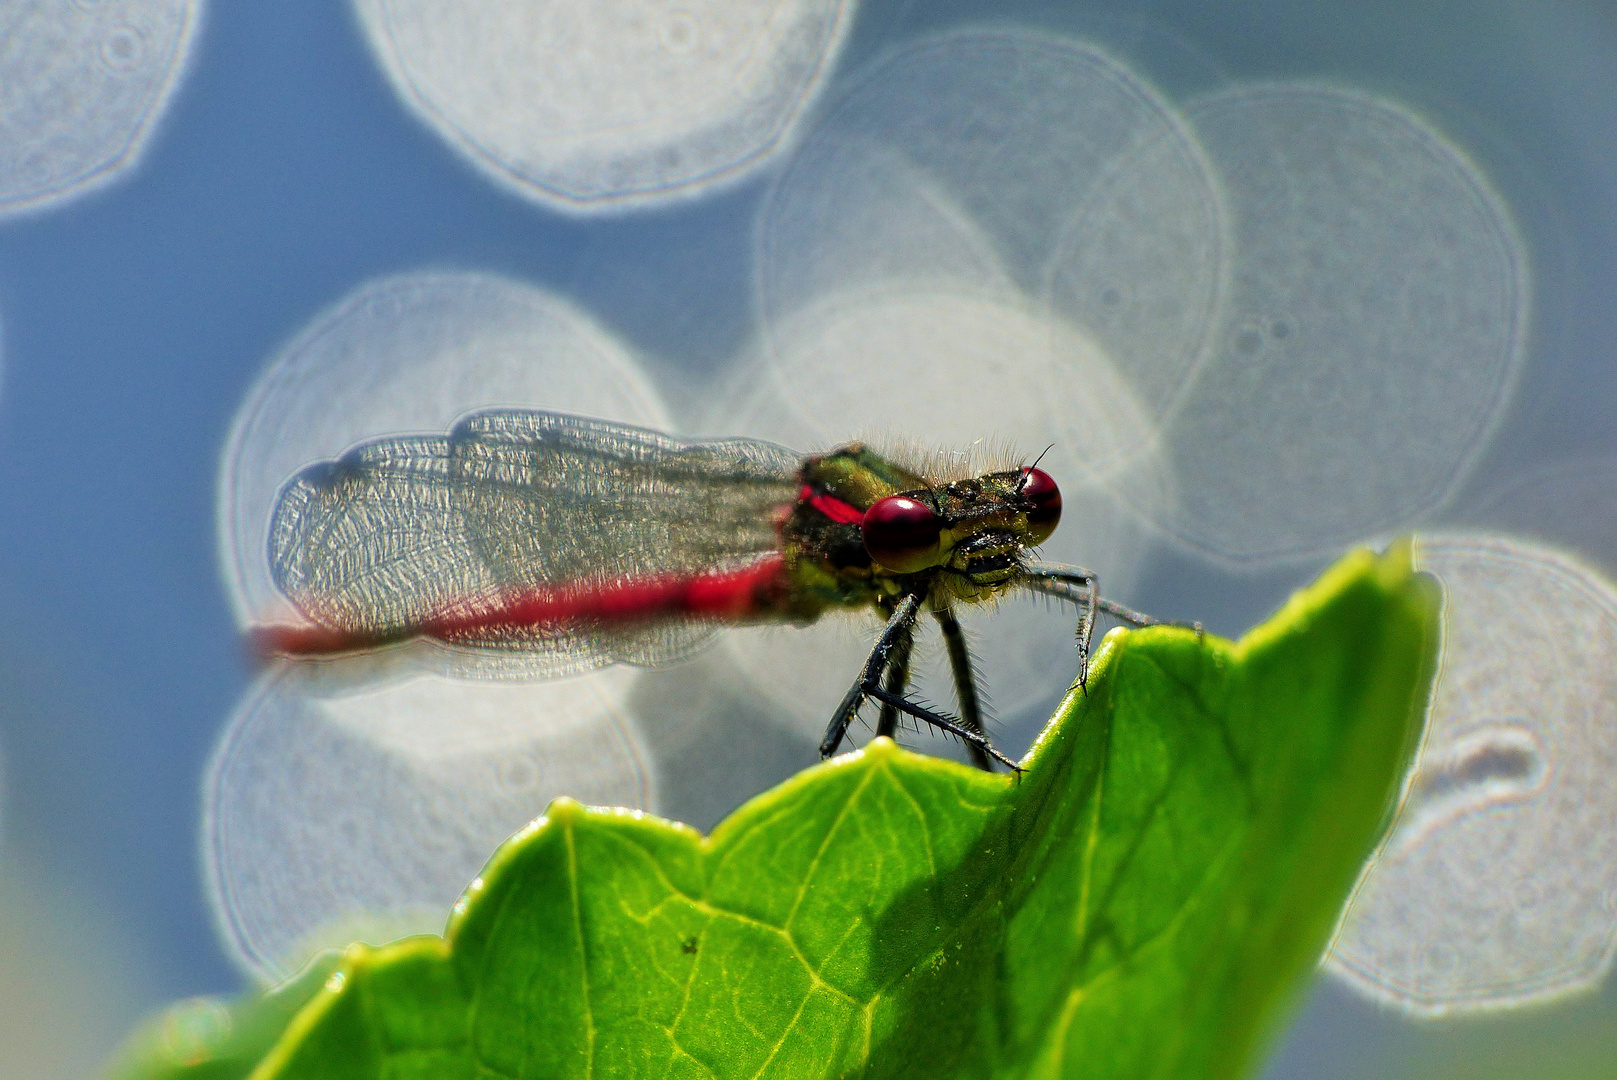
[1022, 561, 1202, 690]
[935, 608, 991, 771]
[875, 620, 914, 741]
[822, 594, 921, 758]
[820, 594, 1019, 770]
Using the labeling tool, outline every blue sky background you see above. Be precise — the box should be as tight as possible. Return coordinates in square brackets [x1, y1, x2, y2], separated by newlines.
[1, 1, 1615, 1075]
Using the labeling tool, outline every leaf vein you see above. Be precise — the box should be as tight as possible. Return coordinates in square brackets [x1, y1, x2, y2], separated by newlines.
[746, 989, 815, 1080]
[1044, 831, 1246, 1068]
[785, 769, 878, 931]
[565, 822, 597, 1080]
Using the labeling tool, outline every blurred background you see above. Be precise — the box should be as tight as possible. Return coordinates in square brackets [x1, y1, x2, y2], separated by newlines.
[0, 0, 1614, 1076]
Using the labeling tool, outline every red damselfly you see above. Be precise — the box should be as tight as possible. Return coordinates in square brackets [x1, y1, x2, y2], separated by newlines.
[251, 410, 1171, 770]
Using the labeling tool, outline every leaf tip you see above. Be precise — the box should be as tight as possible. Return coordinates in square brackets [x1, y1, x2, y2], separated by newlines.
[865, 736, 902, 762]
[1237, 541, 1419, 654]
[1373, 535, 1415, 587]
[544, 796, 588, 825]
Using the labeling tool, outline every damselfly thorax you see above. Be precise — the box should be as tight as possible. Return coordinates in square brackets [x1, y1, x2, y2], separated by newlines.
[252, 410, 1172, 771]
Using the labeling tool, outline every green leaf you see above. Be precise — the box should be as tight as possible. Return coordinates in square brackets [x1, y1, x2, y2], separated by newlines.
[232, 544, 1437, 1080]
[103, 953, 342, 1080]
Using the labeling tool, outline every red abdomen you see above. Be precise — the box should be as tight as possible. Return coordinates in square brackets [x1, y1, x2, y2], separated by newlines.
[252, 553, 792, 658]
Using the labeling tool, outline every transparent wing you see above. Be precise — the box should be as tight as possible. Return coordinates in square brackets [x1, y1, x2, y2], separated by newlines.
[268, 410, 802, 673]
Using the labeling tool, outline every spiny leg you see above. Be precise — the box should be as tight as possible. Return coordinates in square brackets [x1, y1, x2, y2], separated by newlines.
[863, 685, 1020, 770]
[1022, 565, 1099, 691]
[1022, 562, 1194, 630]
[875, 622, 914, 740]
[1021, 560, 1202, 691]
[820, 593, 1018, 770]
[935, 607, 992, 771]
[821, 593, 922, 758]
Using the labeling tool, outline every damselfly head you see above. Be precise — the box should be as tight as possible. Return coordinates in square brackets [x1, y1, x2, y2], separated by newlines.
[862, 465, 1063, 586]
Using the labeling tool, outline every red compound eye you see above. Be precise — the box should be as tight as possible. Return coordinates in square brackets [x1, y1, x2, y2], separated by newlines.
[862, 495, 943, 573]
[1020, 467, 1061, 545]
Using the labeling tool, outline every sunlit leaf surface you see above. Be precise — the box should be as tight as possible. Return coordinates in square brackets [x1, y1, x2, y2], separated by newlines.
[132, 545, 1437, 1080]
